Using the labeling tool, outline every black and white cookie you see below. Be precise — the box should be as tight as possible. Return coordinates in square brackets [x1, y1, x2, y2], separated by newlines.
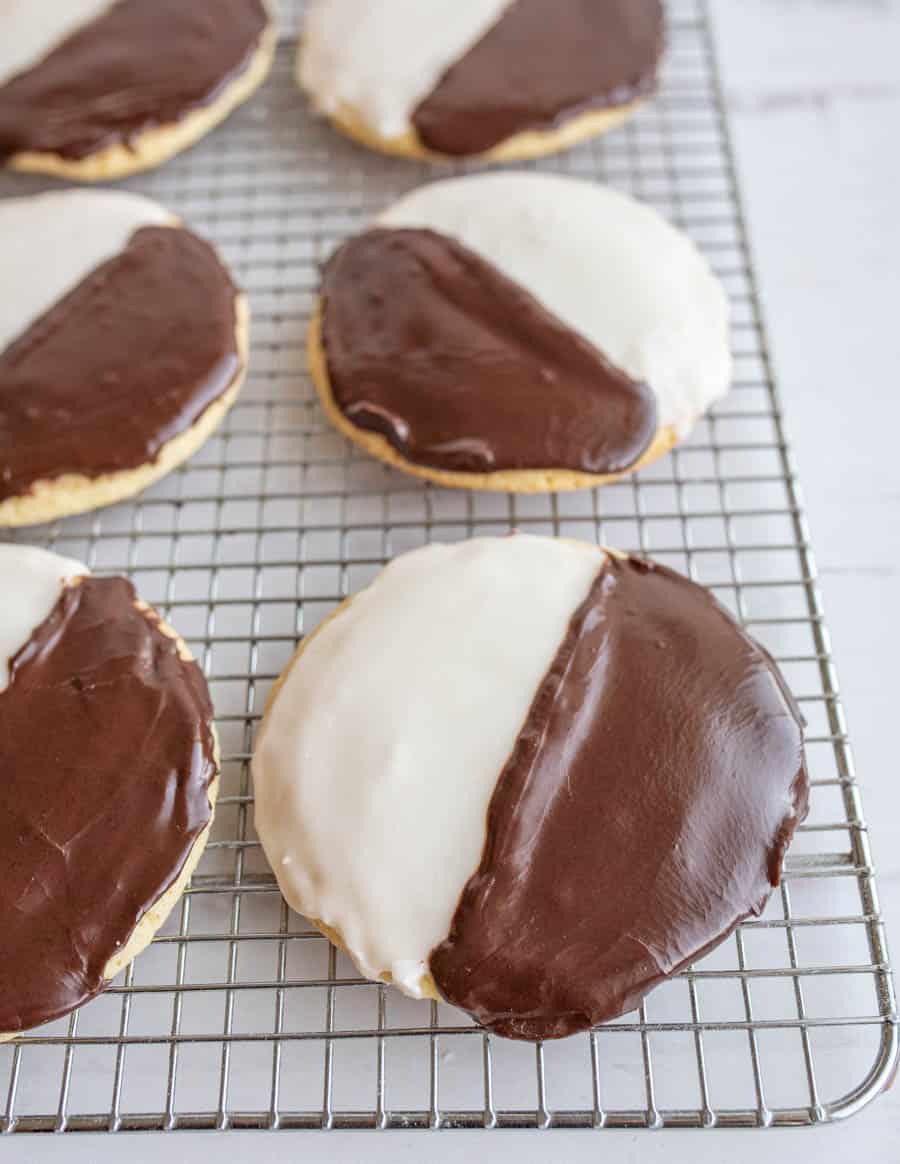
[0, 544, 218, 1037]
[0, 190, 248, 527]
[311, 173, 731, 493]
[253, 535, 808, 1041]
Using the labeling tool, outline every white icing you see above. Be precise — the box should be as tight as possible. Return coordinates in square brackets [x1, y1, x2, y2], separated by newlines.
[0, 190, 171, 355]
[298, 0, 513, 141]
[0, 0, 116, 89]
[253, 535, 604, 998]
[0, 545, 89, 693]
[378, 173, 732, 438]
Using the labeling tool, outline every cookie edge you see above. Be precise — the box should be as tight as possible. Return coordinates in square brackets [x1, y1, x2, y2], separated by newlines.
[299, 86, 644, 164]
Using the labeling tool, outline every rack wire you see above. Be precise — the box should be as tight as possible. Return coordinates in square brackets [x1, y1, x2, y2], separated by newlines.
[0, 0, 896, 1134]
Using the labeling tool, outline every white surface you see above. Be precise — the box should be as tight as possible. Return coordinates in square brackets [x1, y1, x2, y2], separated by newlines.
[298, 0, 512, 140]
[0, 190, 170, 353]
[0, 544, 87, 691]
[8, 0, 899, 1159]
[254, 535, 603, 996]
[0, 0, 115, 87]
[711, 5, 900, 1157]
[380, 172, 732, 438]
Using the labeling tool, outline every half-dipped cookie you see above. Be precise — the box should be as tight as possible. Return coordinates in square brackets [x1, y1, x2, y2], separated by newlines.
[0, 190, 248, 527]
[299, 0, 664, 161]
[253, 535, 808, 1041]
[310, 173, 731, 493]
[0, 545, 218, 1038]
[0, 0, 276, 180]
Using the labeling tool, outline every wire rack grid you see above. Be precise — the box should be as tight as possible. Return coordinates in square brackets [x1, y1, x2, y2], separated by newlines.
[0, 0, 896, 1135]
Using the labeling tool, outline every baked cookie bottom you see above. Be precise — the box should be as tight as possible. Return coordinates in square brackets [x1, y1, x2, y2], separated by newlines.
[307, 96, 644, 164]
[307, 305, 678, 494]
[0, 609, 220, 1042]
[4, 19, 277, 182]
[0, 296, 250, 528]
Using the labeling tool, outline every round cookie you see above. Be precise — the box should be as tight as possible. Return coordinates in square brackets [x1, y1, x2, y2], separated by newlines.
[253, 535, 808, 1041]
[0, 190, 249, 528]
[0, 0, 276, 181]
[299, 0, 664, 162]
[310, 173, 731, 493]
[0, 544, 218, 1039]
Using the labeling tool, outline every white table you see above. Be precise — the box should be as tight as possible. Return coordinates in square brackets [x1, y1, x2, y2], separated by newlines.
[11, 1, 900, 1159]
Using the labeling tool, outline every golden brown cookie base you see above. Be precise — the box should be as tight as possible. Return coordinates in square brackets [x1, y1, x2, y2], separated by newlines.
[0, 295, 250, 528]
[307, 304, 678, 494]
[5, 18, 277, 181]
[306, 95, 643, 164]
[0, 605, 219, 1042]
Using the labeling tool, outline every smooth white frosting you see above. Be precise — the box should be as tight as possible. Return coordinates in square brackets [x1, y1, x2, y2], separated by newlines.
[378, 173, 732, 438]
[253, 535, 604, 998]
[0, 545, 89, 693]
[0, 190, 171, 355]
[0, 0, 116, 89]
[298, 0, 513, 141]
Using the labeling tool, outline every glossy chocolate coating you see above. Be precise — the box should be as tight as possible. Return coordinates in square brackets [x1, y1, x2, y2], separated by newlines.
[0, 0, 269, 162]
[321, 228, 657, 476]
[0, 577, 216, 1034]
[0, 226, 241, 501]
[413, 0, 665, 156]
[430, 555, 808, 1040]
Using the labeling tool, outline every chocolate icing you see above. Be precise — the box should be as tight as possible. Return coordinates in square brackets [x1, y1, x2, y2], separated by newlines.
[0, 0, 269, 162]
[321, 228, 657, 476]
[413, 0, 665, 156]
[0, 576, 216, 1034]
[0, 225, 241, 501]
[430, 555, 808, 1041]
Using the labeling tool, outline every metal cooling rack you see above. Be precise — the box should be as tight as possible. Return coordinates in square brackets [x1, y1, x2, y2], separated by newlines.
[0, 0, 896, 1134]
